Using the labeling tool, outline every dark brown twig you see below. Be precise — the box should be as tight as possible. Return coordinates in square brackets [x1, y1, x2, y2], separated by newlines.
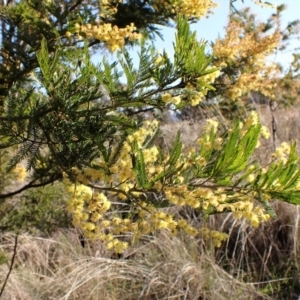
[270, 100, 278, 152]
[0, 174, 62, 201]
[0, 233, 18, 298]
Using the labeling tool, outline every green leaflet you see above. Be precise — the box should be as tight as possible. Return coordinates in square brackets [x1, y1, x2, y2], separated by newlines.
[260, 199, 277, 218]
[167, 131, 182, 167]
[213, 123, 260, 178]
[37, 39, 64, 90]
[196, 79, 216, 91]
[284, 169, 300, 191]
[255, 143, 299, 191]
[107, 136, 127, 167]
[174, 16, 215, 85]
[117, 50, 137, 93]
[131, 142, 148, 189]
[151, 131, 183, 183]
[270, 190, 300, 205]
[214, 122, 240, 172]
[36, 39, 52, 87]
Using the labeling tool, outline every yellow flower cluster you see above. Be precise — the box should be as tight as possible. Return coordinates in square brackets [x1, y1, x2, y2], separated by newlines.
[272, 142, 291, 164]
[65, 114, 276, 252]
[244, 111, 259, 127]
[252, 0, 277, 8]
[67, 184, 111, 226]
[177, 218, 198, 236]
[233, 204, 271, 227]
[196, 119, 221, 151]
[164, 185, 227, 210]
[260, 126, 270, 139]
[128, 204, 201, 241]
[214, 20, 280, 63]
[74, 22, 141, 52]
[13, 165, 27, 182]
[135, 203, 201, 238]
[200, 228, 229, 247]
[243, 111, 262, 147]
[153, 0, 218, 19]
[70, 120, 161, 197]
[198, 68, 220, 85]
[109, 142, 134, 189]
[66, 181, 130, 253]
[66, 182, 197, 251]
[213, 19, 281, 100]
[190, 91, 204, 106]
[150, 211, 177, 231]
[240, 111, 270, 146]
[216, 195, 270, 227]
[72, 167, 106, 185]
[161, 92, 181, 105]
[109, 120, 163, 194]
[204, 118, 219, 133]
[183, 69, 219, 106]
[155, 55, 164, 65]
[106, 238, 128, 253]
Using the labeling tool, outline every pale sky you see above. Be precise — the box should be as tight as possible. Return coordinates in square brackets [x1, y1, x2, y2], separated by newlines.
[153, 0, 300, 68]
[97, 1, 300, 74]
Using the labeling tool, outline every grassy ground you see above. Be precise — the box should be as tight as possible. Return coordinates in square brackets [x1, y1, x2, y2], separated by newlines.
[0, 231, 269, 300]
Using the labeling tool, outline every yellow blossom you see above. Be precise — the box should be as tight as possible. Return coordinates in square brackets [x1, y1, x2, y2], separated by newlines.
[153, 0, 218, 20]
[161, 92, 172, 103]
[245, 111, 259, 127]
[204, 119, 218, 133]
[78, 22, 141, 52]
[260, 125, 270, 139]
[213, 18, 281, 100]
[171, 96, 181, 105]
[13, 165, 27, 181]
[247, 174, 256, 183]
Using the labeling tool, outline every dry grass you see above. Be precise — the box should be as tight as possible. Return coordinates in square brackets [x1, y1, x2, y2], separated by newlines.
[209, 201, 300, 299]
[0, 230, 269, 300]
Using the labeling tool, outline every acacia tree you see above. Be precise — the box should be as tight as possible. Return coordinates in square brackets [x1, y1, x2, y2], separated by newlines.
[179, 3, 300, 122]
[1, 0, 300, 253]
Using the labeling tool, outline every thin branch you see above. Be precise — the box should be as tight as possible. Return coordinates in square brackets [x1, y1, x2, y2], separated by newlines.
[126, 107, 159, 116]
[0, 174, 62, 201]
[69, 0, 84, 12]
[270, 100, 278, 151]
[0, 233, 18, 298]
[0, 115, 30, 121]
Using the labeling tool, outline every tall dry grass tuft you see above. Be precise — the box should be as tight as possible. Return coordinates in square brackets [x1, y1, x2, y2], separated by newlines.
[210, 201, 300, 299]
[212, 201, 296, 272]
[0, 231, 269, 300]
